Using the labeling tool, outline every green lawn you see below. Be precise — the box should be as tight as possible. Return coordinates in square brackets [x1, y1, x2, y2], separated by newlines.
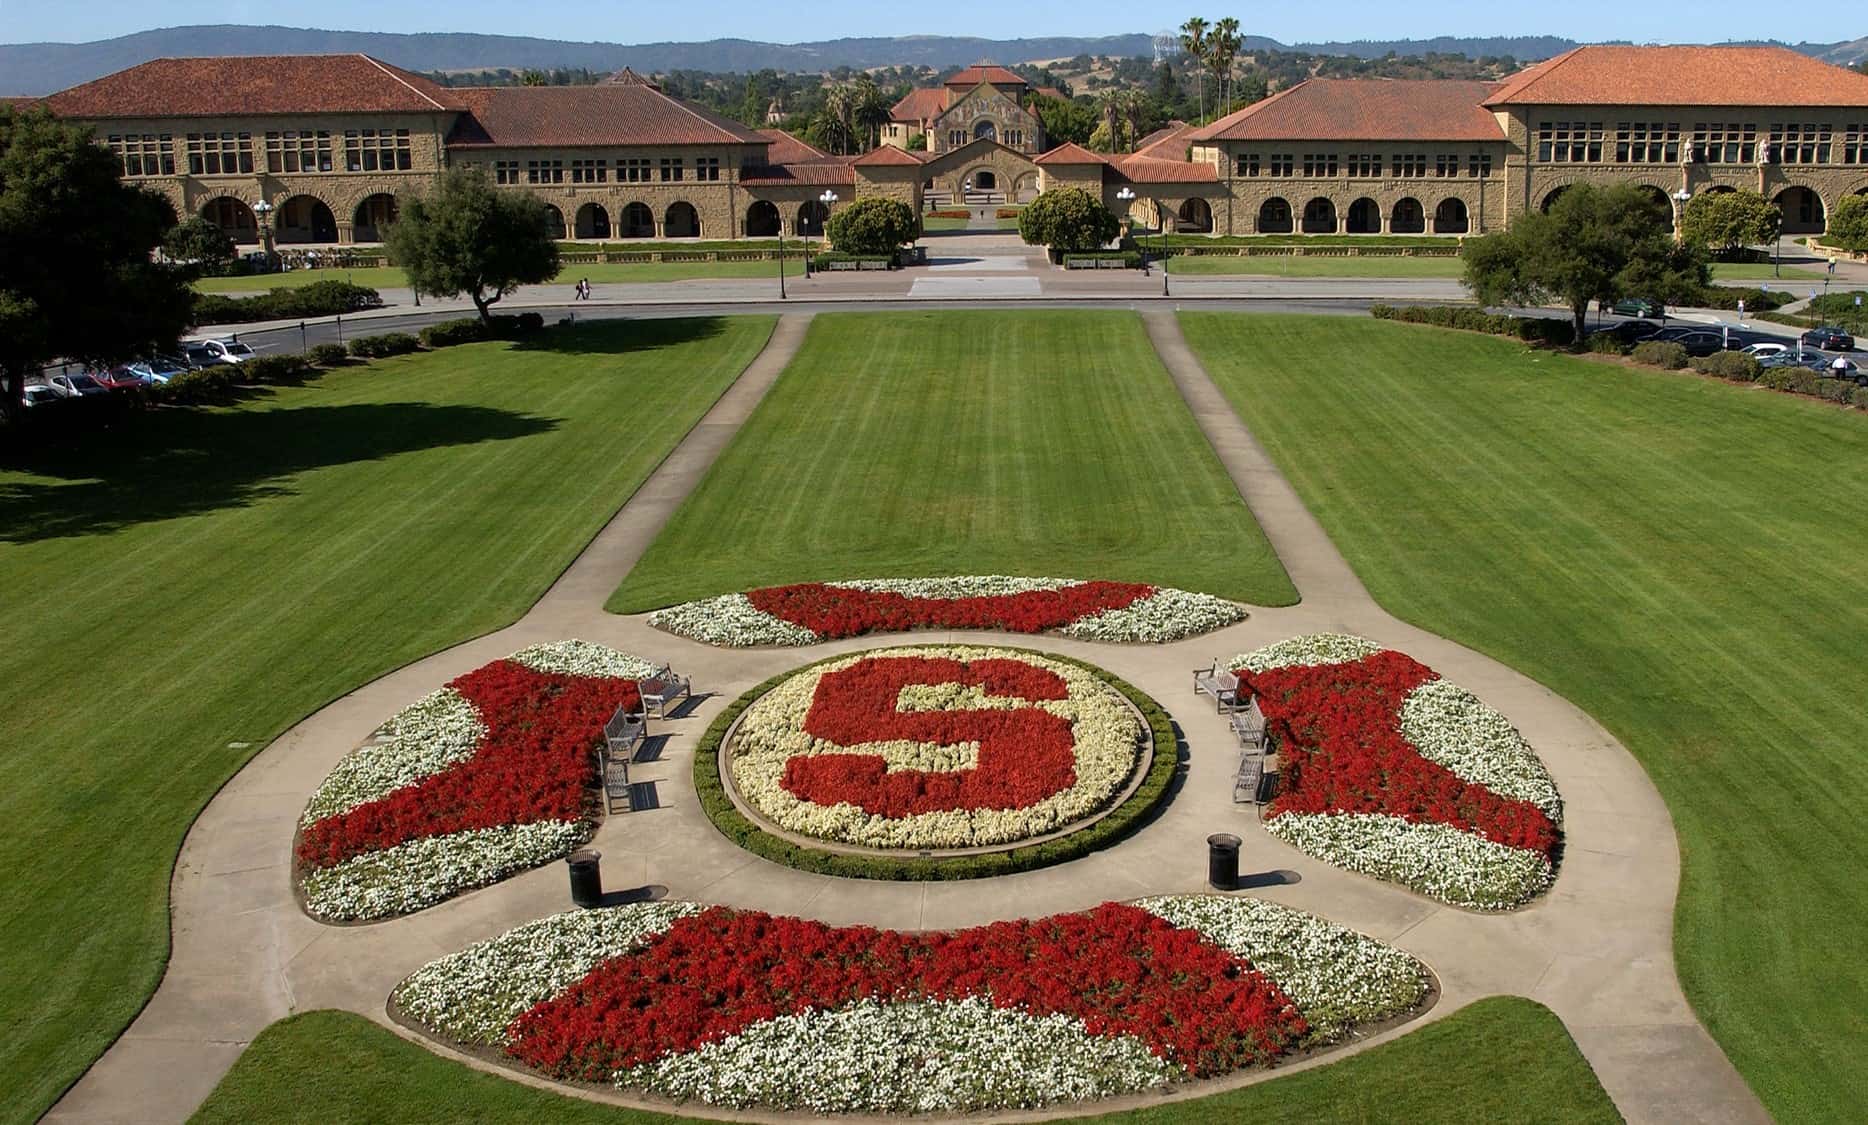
[1708, 262, 1823, 281]
[1180, 312, 1868, 1123]
[607, 310, 1296, 611]
[1160, 233, 1452, 247]
[191, 998, 1618, 1125]
[1165, 254, 1463, 278]
[0, 317, 775, 1123]
[196, 259, 803, 293]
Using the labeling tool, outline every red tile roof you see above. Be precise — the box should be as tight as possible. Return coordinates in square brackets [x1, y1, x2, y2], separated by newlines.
[851, 144, 926, 166]
[740, 163, 856, 187]
[890, 86, 950, 123]
[1111, 155, 1218, 184]
[945, 65, 1027, 88]
[757, 128, 832, 165]
[1483, 45, 1868, 107]
[1189, 79, 1504, 143]
[42, 54, 462, 118]
[446, 83, 768, 148]
[1134, 121, 1195, 159]
[1034, 142, 1107, 165]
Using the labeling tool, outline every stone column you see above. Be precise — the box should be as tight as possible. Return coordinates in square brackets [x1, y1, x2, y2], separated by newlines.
[335, 220, 355, 246]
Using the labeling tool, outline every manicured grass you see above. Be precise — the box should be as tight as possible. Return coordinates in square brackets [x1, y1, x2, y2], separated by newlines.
[1165, 255, 1463, 278]
[191, 998, 1616, 1125]
[608, 310, 1295, 611]
[922, 215, 971, 231]
[1160, 233, 1452, 247]
[196, 259, 803, 293]
[0, 317, 775, 1124]
[1181, 312, 1868, 1123]
[1708, 262, 1823, 281]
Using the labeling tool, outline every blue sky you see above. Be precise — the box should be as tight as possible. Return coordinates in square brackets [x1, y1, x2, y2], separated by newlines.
[3, 1, 1861, 46]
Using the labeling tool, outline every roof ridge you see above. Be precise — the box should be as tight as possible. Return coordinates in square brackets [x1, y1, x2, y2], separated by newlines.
[358, 54, 450, 112]
[654, 83, 761, 143]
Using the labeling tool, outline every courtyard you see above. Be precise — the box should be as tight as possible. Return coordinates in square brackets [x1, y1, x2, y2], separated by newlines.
[8, 302, 1863, 1124]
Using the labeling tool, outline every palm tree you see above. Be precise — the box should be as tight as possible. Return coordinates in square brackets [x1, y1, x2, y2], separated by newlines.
[1179, 18, 1209, 123]
[849, 75, 890, 152]
[1097, 90, 1123, 152]
[1119, 88, 1149, 153]
[816, 85, 855, 155]
[1211, 19, 1241, 117]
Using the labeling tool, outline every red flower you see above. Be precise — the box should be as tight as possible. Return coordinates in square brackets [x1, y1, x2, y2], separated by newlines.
[298, 661, 640, 868]
[747, 581, 1153, 639]
[504, 902, 1308, 1081]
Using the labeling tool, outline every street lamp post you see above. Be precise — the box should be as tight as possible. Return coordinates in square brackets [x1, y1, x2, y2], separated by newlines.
[252, 198, 276, 270]
[1156, 198, 1169, 297]
[777, 215, 787, 299]
[1671, 188, 1691, 243]
[818, 189, 838, 261]
[1116, 186, 1136, 277]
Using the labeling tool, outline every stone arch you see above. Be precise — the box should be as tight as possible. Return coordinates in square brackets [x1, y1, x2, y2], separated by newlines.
[541, 205, 567, 240]
[1176, 197, 1214, 233]
[352, 193, 398, 243]
[1345, 196, 1381, 234]
[1257, 197, 1293, 234]
[745, 200, 781, 237]
[620, 202, 655, 238]
[1632, 184, 1674, 225]
[966, 168, 998, 193]
[973, 119, 998, 143]
[1301, 196, 1338, 234]
[1390, 197, 1426, 235]
[199, 196, 257, 245]
[1540, 185, 1571, 213]
[1773, 186, 1826, 234]
[664, 201, 700, 238]
[1433, 197, 1470, 234]
[276, 194, 337, 244]
[1703, 184, 1737, 196]
[574, 202, 611, 240]
[1012, 171, 1039, 202]
[797, 199, 829, 236]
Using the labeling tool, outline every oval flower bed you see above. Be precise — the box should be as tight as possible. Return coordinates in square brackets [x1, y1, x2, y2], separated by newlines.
[727, 645, 1145, 852]
[392, 895, 1429, 1114]
[1235, 634, 1564, 910]
[296, 640, 661, 922]
[647, 575, 1247, 646]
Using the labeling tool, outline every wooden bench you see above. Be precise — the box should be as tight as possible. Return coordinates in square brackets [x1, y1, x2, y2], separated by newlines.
[1230, 700, 1268, 750]
[600, 704, 647, 813]
[639, 670, 692, 719]
[1192, 663, 1243, 713]
[1233, 750, 1266, 804]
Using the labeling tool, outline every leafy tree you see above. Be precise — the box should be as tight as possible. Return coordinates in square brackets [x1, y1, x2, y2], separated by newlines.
[906, 132, 928, 152]
[1680, 190, 1781, 259]
[161, 215, 236, 275]
[0, 106, 194, 421]
[1461, 182, 1708, 342]
[1017, 187, 1120, 252]
[385, 168, 560, 324]
[825, 197, 919, 255]
[1032, 95, 1096, 148]
[1827, 194, 1868, 253]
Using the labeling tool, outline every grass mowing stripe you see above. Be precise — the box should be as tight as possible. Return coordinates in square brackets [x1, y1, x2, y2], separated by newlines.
[0, 316, 773, 1123]
[1181, 311, 1868, 1123]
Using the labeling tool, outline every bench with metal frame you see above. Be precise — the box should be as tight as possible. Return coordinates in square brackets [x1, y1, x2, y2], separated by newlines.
[601, 704, 647, 813]
[1192, 662, 1243, 713]
[639, 669, 692, 719]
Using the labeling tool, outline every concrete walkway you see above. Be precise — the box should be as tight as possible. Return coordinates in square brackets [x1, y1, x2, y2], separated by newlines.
[50, 309, 1767, 1124]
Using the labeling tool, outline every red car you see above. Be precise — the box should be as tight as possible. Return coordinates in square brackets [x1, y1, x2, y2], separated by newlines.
[92, 366, 149, 393]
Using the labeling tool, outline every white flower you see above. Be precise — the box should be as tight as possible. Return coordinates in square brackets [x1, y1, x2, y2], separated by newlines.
[1137, 895, 1426, 1041]
[393, 903, 700, 1044]
[300, 820, 590, 921]
[615, 996, 1179, 1112]
[1231, 632, 1383, 672]
[647, 593, 818, 647]
[1399, 679, 1563, 822]
[1266, 812, 1554, 911]
[1060, 587, 1248, 642]
[302, 687, 483, 824]
[508, 639, 663, 680]
[830, 575, 1075, 598]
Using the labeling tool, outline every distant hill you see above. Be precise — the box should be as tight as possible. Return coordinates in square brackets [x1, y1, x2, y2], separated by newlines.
[1, 24, 1863, 96]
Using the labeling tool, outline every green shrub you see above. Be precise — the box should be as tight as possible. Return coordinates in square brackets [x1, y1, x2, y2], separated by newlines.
[418, 318, 487, 348]
[239, 354, 314, 384]
[153, 367, 233, 404]
[1632, 341, 1689, 369]
[1851, 386, 1868, 410]
[1587, 333, 1628, 355]
[1689, 351, 1761, 381]
[1817, 378, 1858, 403]
[190, 281, 383, 326]
[1690, 285, 1789, 312]
[307, 343, 349, 367]
[809, 253, 894, 270]
[1370, 304, 1575, 346]
[1757, 367, 1821, 395]
[516, 311, 545, 333]
[347, 332, 421, 359]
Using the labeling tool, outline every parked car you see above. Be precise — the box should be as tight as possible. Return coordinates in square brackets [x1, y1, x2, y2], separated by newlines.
[1609, 319, 1661, 343]
[1671, 332, 1733, 358]
[1613, 297, 1666, 318]
[200, 338, 256, 364]
[126, 356, 190, 384]
[48, 372, 110, 397]
[177, 342, 220, 368]
[22, 384, 63, 408]
[1635, 326, 1700, 343]
[1800, 326, 1855, 352]
[92, 366, 148, 392]
[1742, 342, 1788, 360]
[1821, 357, 1865, 385]
[1758, 351, 1830, 372]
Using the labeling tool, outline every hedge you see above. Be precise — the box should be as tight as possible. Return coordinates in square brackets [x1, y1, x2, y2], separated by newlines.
[691, 648, 1183, 881]
[1063, 251, 1143, 268]
[1631, 341, 1689, 369]
[308, 343, 349, 367]
[1586, 334, 1628, 355]
[152, 365, 240, 404]
[1688, 351, 1760, 381]
[239, 354, 315, 384]
[1690, 285, 1790, 312]
[347, 332, 420, 359]
[1369, 304, 1576, 346]
[418, 319, 489, 348]
[191, 280, 383, 326]
[809, 253, 895, 269]
[1757, 367, 1820, 395]
[1853, 386, 1868, 410]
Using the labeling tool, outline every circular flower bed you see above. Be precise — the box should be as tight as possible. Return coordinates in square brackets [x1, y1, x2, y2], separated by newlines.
[392, 895, 1429, 1114]
[296, 640, 661, 922]
[647, 576, 1247, 646]
[1235, 634, 1563, 910]
[725, 645, 1145, 852]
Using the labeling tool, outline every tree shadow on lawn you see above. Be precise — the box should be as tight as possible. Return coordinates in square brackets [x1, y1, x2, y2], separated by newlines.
[511, 315, 730, 358]
[0, 401, 556, 543]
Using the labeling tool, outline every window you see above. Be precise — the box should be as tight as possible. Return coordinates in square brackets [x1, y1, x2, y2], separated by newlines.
[1267, 153, 1294, 177]
[948, 129, 966, 148]
[526, 159, 564, 184]
[1536, 121, 1603, 163]
[1614, 122, 1680, 163]
[1844, 124, 1867, 164]
[263, 130, 332, 174]
[1392, 153, 1427, 178]
[695, 156, 721, 181]
[571, 158, 608, 183]
[1769, 123, 1831, 164]
[1236, 153, 1260, 177]
[494, 160, 520, 185]
[1690, 122, 1757, 164]
[343, 128, 411, 172]
[108, 133, 174, 177]
[185, 132, 253, 175]
[1301, 152, 1338, 177]
[1347, 153, 1380, 178]
[1435, 153, 1459, 178]
[1468, 153, 1493, 178]
[659, 157, 683, 182]
[621, 157, 651, 183]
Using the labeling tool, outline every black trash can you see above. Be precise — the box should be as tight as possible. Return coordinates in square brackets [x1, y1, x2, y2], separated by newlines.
[567, 849, 602, 908]
[1207, 833, 1241, 890]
